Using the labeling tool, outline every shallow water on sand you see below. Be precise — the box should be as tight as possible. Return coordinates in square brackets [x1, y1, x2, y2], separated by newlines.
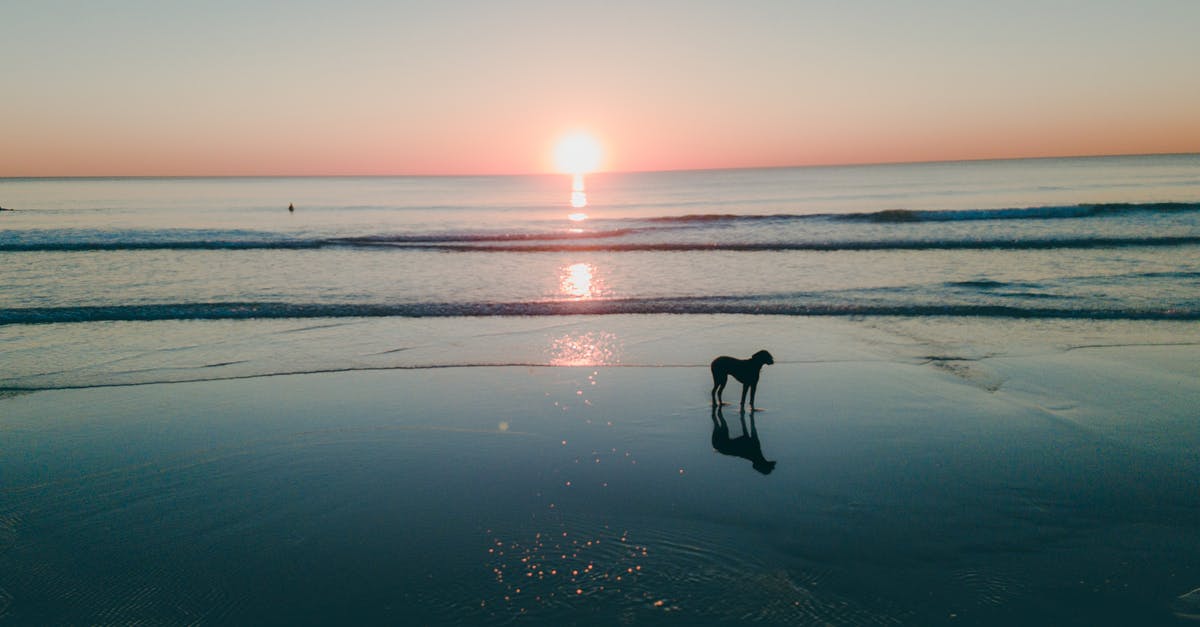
[1, 317, 1197, 625]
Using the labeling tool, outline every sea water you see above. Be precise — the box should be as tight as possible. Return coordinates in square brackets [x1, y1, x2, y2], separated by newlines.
[2, 154, 1199, 390]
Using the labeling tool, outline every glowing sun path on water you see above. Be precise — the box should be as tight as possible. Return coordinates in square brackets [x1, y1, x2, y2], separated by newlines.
[550, 261, 618, 365]
[554, 131, 603, 213]
[560, 262, 597, 299]
[550, 331, 620, 366]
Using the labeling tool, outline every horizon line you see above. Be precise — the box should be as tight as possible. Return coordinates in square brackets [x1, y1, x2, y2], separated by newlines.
[2, 151, 1197, 180]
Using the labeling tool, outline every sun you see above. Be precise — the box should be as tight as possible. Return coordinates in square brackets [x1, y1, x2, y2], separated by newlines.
[554, 132, 603, 174]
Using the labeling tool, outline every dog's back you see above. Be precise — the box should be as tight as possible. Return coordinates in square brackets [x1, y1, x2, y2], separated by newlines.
[711, 355, 737, 375]
[712, 355, 760, 384]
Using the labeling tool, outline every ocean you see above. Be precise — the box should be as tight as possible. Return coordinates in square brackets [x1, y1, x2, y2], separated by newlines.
[2, 155, 1200, 625]
[2, 154, 1199, 390]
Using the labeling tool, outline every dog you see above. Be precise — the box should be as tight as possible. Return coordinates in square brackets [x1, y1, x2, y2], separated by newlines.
[710, 349, 774, 410]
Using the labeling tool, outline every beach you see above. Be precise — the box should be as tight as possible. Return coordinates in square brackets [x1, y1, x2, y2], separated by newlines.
[2, 315, 1198, 625]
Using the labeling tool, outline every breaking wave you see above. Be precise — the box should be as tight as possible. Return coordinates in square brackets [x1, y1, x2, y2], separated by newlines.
[4, 299, 1196, 325]
[3, 202, 1197, 252]
[3, 235, 1197, 253]
[364, 236, 1200, 252]
[647, 202, 1200, 225]
[834, 202, 1200, 223]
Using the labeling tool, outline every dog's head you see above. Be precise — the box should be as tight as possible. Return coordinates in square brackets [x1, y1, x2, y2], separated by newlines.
[752, 350, 774, 365]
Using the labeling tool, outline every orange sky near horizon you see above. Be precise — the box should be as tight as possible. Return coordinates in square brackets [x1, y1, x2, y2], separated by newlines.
[2, 2, 1199, 177]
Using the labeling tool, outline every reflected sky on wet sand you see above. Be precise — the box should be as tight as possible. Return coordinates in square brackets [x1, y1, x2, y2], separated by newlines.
[1, 350, 1198, 624]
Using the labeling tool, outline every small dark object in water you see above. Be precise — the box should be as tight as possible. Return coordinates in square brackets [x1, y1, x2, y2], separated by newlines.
[710, 349, 774, 410]
[288, 203, 294, 212]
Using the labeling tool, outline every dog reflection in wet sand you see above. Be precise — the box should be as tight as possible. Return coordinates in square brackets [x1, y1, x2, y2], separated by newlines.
[711, 406, 776, 475]
[710, 349, 774, 411]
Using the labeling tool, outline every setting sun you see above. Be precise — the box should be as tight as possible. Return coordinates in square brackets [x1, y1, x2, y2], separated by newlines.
[554, 132, 603, 174]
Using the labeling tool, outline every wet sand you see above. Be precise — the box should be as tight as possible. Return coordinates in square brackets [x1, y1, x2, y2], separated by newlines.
[1, 323, 1198, 625]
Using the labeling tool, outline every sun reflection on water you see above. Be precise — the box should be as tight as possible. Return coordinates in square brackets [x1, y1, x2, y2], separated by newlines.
[559, 262, 605, 300]
[484, 525, 660, 616]
[549, 331, 620, 366]
[569, 173, 588, 208]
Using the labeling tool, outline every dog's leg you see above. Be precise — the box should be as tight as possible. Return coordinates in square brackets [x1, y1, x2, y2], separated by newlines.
[740, 382, 749, 409]
[749, 382, 757, 410]
[711, 375, 724, 406]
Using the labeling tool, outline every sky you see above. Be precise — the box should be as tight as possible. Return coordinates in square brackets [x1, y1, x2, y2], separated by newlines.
[3, 0, 1199, 176]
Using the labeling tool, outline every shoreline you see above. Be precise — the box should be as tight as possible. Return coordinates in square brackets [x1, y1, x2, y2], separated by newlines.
[3, 314, 1197, 392]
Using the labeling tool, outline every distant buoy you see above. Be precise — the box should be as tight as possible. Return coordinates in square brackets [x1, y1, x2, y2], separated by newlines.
[288, 203, 294, 212]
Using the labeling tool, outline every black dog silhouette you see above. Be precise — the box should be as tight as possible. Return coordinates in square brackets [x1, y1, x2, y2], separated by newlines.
[711, 406, 776, 475]
[710, 349, 774, 410]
